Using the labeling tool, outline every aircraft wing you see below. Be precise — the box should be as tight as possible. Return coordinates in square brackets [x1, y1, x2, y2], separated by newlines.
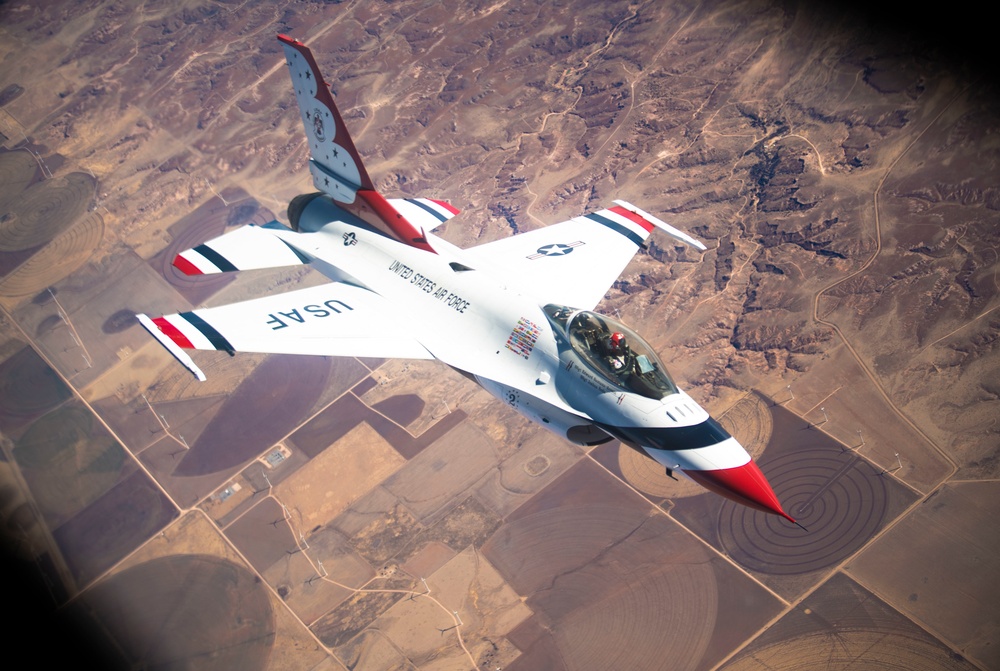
[463, 200, 706, 310]
[387, 198, 460, 232]
[138, 282, 433, 380]
[172, 222, 310, 275]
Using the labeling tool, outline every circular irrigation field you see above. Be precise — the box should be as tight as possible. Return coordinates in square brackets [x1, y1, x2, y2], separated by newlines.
[83, 554, 275, 670]
[618, 444, 704, 498]
[156, 208, 233, 295]
[0, 210, 103, 297]
[717, 448, 888, 575]
[0, 345, 71, 421]
[0, 171, 94, 252]
[0, 151, 103, 295]
[487, 505, 719, 668]
[724, 630, 975, 671]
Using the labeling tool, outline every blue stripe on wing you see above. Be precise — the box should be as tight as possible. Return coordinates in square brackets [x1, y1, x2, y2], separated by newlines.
[584, 212, 644, 246]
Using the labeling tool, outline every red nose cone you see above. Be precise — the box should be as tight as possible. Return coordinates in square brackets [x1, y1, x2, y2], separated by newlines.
[684, 461, 794, 523]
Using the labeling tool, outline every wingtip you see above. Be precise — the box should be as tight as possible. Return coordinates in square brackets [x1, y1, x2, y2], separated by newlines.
[136, 313, 207, 382]
[611, 199, 707, 252]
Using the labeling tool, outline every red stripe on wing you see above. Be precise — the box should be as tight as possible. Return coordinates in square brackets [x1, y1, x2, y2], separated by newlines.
[609, 205, 655, 233]
[152, 317, 195, 349]
[172, 254, 203, 276]
[430, 199, 460, 215]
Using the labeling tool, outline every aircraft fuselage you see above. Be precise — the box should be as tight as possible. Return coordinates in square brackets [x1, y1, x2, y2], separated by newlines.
[275, 194, 790, 519]
[141, 34, 793, 523]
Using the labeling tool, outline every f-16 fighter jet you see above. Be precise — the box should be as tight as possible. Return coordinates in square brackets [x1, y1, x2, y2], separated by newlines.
[139, 34, 794, 523]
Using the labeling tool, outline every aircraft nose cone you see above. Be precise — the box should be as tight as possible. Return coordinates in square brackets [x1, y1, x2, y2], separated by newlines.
[684, 460, 794, 523]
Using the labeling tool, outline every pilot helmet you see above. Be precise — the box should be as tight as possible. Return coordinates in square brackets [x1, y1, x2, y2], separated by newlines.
[610, 332, 626, 349]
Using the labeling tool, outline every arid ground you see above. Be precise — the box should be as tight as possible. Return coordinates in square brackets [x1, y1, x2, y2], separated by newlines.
[0, 1, 996, 669]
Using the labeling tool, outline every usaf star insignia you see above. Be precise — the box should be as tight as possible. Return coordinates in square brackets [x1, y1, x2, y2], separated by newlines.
[527, 241, 585, 260]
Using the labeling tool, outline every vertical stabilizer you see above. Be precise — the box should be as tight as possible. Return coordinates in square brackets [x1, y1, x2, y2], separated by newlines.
[278, 34, 435, 253]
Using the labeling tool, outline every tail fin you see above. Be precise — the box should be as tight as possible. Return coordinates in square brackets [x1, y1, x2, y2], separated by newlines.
[278, 35, 435, 253]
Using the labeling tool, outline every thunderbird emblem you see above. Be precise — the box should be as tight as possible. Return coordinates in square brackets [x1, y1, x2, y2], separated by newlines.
[313, 108, 325, 141]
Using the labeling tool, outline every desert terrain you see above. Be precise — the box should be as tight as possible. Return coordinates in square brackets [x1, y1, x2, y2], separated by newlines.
[0, 1, 996, 669]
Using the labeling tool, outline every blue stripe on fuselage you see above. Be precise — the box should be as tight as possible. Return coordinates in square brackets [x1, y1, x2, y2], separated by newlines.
[599, 417, 731, 451]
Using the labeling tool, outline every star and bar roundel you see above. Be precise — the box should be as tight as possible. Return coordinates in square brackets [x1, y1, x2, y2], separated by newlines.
[528, 241, 584, 259]
[524, 204, 659, 260]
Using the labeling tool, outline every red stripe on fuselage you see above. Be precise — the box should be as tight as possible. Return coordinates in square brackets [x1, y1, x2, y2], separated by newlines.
[152, 317, 195, 349]
[609, 205, 655, 232]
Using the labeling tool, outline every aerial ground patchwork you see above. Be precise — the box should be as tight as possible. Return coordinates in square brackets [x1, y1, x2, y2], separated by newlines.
[0, 1, 996, 669]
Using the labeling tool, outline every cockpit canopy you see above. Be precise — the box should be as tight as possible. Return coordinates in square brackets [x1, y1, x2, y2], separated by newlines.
[544, 305, 678, 400]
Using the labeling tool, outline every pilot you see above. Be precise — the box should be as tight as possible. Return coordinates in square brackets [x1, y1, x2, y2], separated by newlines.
[606, 331, 629, 371]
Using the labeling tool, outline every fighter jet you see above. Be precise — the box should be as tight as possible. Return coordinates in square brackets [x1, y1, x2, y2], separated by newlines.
[138, 34, 794, 523]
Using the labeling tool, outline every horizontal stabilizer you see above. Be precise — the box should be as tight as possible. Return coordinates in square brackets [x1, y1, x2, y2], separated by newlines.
[172, 222, 310, 275]
[387, 198, 460, 231]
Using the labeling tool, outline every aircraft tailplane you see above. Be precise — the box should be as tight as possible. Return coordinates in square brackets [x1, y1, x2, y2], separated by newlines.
[278, 34, 435, 253]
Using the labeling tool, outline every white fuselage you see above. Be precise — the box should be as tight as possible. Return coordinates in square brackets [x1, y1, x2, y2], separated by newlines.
[279, 197, 751, 476]
[143, 33, 792, 524]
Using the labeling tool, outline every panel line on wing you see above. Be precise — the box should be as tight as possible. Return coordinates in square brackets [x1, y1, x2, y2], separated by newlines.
[278, 238, 312, 263]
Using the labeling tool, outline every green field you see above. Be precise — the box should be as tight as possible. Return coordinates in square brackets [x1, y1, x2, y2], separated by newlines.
[13, 403, 126, 527]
